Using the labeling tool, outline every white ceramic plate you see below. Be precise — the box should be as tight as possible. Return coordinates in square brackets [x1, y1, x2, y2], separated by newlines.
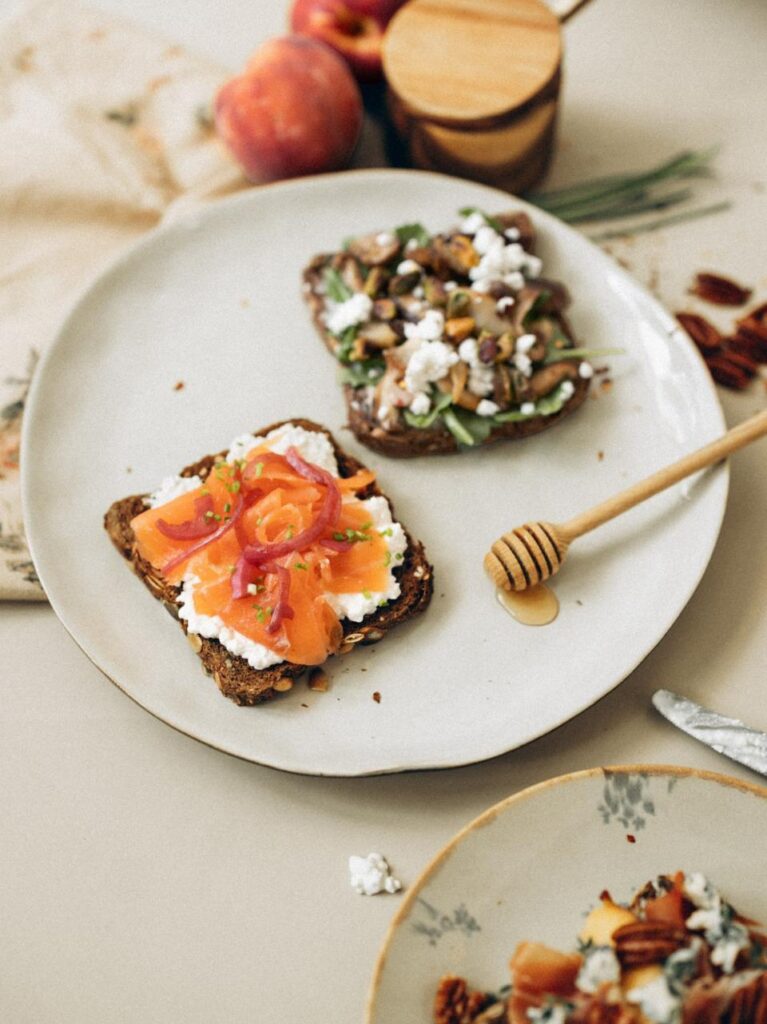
[367, 765, 767, 1022]
[22, 170, 726, 776]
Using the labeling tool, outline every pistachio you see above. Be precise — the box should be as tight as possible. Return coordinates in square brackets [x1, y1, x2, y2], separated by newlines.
[434, 234, 479, 275]
[363, 265, 390, 298]
[446, 289, 472, 319]
[348, 231, 401, 267]
[495, 331, 515, 361]
[449, 361, 468, 402]
[373, 297, 397, 320]
[389, 270, 422, 296]
[445, 316, 476, 344]
[422, 276, 447, 307]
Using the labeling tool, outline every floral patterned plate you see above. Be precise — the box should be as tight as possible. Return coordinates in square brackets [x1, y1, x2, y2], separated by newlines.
[366, 765, 767, 1022]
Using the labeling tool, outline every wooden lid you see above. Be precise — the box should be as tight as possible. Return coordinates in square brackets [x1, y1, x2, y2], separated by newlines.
[383, 0, 561, 128]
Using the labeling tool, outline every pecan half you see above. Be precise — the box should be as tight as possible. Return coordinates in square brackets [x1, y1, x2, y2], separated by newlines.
[434, 976, 489, 1024]
[676, 312, 723, 352]
[691, 272, 753, 306]
[703, 355, 752, 390]
[613, 920, 688, 968]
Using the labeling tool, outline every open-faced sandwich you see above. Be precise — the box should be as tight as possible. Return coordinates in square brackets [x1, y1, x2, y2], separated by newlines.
[104, 419, 432, 704]
[434, 872, 767, 1024]
[302, 207, 595, 457]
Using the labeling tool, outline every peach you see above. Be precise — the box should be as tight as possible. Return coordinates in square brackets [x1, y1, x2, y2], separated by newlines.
[290, 0, 407, 81]
[215, 36, 363, 183]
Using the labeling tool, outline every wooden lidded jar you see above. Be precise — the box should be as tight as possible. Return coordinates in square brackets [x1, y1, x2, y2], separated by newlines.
[382, 0, 562, 193]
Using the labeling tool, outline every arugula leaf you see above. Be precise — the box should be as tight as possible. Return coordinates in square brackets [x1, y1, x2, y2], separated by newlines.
[339, 359, 385, 387]
[394, 222, 431, 247]
[402, 390, 452, 429]
[442, 407, 495, 446]
[457, 206, 504, 233]
[522, 290, 553, 326]
[544, 346, 623, 365]
[335, 325, 358, 363]
[323, 266, 353, 303]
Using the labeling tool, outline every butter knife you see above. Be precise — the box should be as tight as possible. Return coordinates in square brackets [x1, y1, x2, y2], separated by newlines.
[652, 689, 767, 777]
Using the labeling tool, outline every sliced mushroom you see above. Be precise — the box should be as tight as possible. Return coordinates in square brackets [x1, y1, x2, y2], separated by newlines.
[340, 256, 365, 292]
[495, 210, 535, 250]
[472, 293, 512, 335]
[449, 361, 468, 402]
[529, 361, 579, 398]
[389, 270, 422, 296]
[422, 276, 448, 307]
[492, 365, 512, 409]
[358, 321, 399, 349]
[348, 232, 401, 267]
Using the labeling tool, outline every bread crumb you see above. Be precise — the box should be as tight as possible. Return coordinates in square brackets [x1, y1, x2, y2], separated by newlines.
[372, 691, 381, 703]
[308, 668, 329, 692]
[597, 451, 604, 461]
[240, 297, 251, 308]
[173, 380, 184, 391]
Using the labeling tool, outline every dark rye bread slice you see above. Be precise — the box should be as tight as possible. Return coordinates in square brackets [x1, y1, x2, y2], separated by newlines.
[301, 226, 591, 457]
[104, 418, 433, 706]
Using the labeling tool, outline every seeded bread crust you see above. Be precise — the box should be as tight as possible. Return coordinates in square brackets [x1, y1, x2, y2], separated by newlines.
[104, 418, 433, 705]
[302, 218, 591, 457]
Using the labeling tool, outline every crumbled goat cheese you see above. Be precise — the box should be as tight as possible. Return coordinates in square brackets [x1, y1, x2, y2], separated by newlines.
[468, 225, 542, 292]
[404, 339, 458, 396]
[560, 380, 576, 400]
[476, 399, 500, 417]
[148, 474, 203, 509]
[459, 211, 486, 235]
[324, 291, 373, 335]
[527, 1003, 571, 1024]
[576, 946, 621, 994]
[521, 401, 536, 415]
[444, 280, 458, 291]
[348, 853, 402, 896]
[579, 361, 594, 379]
[626, 976, 681, 1024]
[413, 285, 425, 299]
[513, 351, 533, 376]
[403, 309, 445, 343]
[458, 337, 494, 396]
[397, 258, 421, 275]
[505, 227, 521, 241]
[496, 296, 515, 313]
[516, 333, 537, 354]
[404, 237, 418, 253]
[409, 391, 431, 416]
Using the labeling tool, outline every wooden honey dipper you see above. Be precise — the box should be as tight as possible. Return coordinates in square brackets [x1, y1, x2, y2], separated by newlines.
[485, 408, 767, 592]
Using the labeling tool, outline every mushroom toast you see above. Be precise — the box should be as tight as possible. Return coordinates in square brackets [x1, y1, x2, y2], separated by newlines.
[302, 208, 595, 457]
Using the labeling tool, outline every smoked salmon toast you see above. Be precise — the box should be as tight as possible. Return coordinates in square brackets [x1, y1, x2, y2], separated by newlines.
[104, 419, 432, 705]
[302, 208, 594, 458]
[433, 872, 767, 1024]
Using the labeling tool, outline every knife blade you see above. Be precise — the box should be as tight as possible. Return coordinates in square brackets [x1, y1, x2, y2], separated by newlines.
[652, 688, 767, 777]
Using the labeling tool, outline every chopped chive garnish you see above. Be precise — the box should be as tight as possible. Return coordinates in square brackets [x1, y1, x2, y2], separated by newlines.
[395, 553, 404, 561]
[378, 527, 393, 538]
[285, 526, 294, 539]
[294, 562, 308, 571]
[256, 516, 264, 526]
[362, 589, 372, 600]
[333, 531, 346, 542]
[383, 552, 392, 567]
[255, 462, 264, 478]
[224, 502, 231, 514]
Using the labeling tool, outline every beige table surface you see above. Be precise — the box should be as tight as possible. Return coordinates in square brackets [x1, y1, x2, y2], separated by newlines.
[2, 1, 766, 1021]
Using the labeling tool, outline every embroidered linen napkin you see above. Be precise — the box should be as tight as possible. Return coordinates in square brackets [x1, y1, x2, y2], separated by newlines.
[0, 0, 246, 599]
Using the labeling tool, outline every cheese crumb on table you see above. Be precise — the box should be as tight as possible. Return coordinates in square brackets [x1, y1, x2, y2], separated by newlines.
[348, 853, 402, 896]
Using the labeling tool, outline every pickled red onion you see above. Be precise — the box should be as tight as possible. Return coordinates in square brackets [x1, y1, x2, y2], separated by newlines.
[162, 493, 244, 576]
[264, 562, 294, 634]
[156, 495, 216, 540]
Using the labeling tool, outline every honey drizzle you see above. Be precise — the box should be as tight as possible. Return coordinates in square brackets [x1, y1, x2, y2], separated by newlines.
[496, 583, 559, 626]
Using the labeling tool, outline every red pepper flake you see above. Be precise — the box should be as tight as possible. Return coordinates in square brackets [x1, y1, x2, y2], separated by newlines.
[173, 380, 184, 391]
[372, 691, 381, 704]
[626, 834, 636, 844]
[691, 272, 752, 306]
